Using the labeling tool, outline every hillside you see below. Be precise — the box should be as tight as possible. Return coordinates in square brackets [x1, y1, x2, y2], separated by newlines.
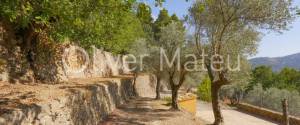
[250, 53, 300, 71]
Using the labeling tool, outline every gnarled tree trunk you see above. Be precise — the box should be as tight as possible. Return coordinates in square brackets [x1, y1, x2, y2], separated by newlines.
[155, 76, 161, 100]
[169, 68, 186, 110]
[132, 73, 138, 97]
[206, 60, 228, 125]
[171, 86, 179, 110]
[211, 82, 224, 125]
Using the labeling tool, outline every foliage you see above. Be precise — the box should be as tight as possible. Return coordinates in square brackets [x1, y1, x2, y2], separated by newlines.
[197, 76, 212, 102]
[158, 22, 186, 53]
[153, 9, 182, 40]
[223, 65, 300, 116]
[188, 0, 296, 72]
[153, 0, 190, 7]
[130, 6, 185, 100]
[244, 85, 300, 117]
[137, 3, 153, 26]
[247, 66, 275, 91]
[219, 59, 251, 104]
[131, 20, 186, 75]
[247, 66, 300, 93]
[154, 0, 166, 7]
[189, 0, 296, 123]
[128, 38, 151, 73]
[136, 3, 155, 43]
[275, 67, 300, 91]
[158, 22, 189, 109]
[183, 72, 205, 89]
[0, 0, 144, 54]
[162, 96, 172, 105]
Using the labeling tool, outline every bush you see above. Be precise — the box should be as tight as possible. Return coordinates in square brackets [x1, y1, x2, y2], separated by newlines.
[220, 84, 245, 104]
[162, 96, 172, 106]
[197, 76, 212, 102]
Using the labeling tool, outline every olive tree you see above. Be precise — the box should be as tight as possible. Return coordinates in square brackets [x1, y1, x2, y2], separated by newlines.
[244, 85, 300, 117]
[129, 38, 164, 99]
[158, 22, 193, 109]
[145, 46, 165, 100]
[188, 0, 296, 124]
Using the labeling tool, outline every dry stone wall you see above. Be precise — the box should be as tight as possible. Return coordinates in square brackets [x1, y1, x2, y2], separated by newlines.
[0, 20, 161, 125]
[0, 21, 36, 83]
[0, 43, 132, 83]
[0, 78, 135, 125]
[0, 20, 131, 83]
[61, 46, 131, 80]
[135, 74, 157, 98]
[237, 103, 300, 125]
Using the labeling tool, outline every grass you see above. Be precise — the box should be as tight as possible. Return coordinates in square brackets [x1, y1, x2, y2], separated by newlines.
[162, 96, 172, 106]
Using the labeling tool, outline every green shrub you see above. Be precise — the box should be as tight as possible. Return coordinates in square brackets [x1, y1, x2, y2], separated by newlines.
[197, 76, 212, 102]
[162, 96, 172, 106]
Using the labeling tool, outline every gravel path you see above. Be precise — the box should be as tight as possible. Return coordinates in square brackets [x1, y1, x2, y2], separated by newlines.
[196, 101, 279, 125]
[102, 98, 204, 125]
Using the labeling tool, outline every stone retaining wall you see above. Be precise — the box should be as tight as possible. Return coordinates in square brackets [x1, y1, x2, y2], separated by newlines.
[135, 74, 157, 98]
[237, 103, 300, 125]
[0, 77, 135, 125]
[62, 46, 131, 80]
[0, 20, 131, 83]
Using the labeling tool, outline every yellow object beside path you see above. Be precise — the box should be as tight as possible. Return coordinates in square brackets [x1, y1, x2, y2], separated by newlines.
[178, 93, 197, 115]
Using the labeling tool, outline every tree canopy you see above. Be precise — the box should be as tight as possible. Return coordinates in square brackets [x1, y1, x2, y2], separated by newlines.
[0, 0, 144, 53]
[248, 66, 274, 90]
[248, 66, 300, 93]
[158, 22, 189, 109]
[153, 9, 182, 40]
[137, 3, 153, 26]
[188, 0, 296, 124]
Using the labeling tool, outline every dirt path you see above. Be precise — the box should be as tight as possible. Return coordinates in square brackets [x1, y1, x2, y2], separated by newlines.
[102, 98, 204, 125]
[196, 101, 279, 125]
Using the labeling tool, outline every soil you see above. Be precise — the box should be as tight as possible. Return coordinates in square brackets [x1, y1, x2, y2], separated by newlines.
[102, 98, 205, 125]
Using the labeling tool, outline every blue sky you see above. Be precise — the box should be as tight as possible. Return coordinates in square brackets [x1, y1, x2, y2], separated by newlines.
[143, 0, 300, 58]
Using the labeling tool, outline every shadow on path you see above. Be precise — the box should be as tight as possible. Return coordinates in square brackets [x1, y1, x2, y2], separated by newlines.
[196, 101, 280, 125]
[101, 98, 181, 125]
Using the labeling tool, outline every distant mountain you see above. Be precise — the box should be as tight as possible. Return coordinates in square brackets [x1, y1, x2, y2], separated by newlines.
[249, 53, 300, 71]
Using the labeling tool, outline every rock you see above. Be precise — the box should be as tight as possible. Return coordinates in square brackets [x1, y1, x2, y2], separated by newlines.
[135, 74, 157, 98]
[0, 78, 135, 125]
